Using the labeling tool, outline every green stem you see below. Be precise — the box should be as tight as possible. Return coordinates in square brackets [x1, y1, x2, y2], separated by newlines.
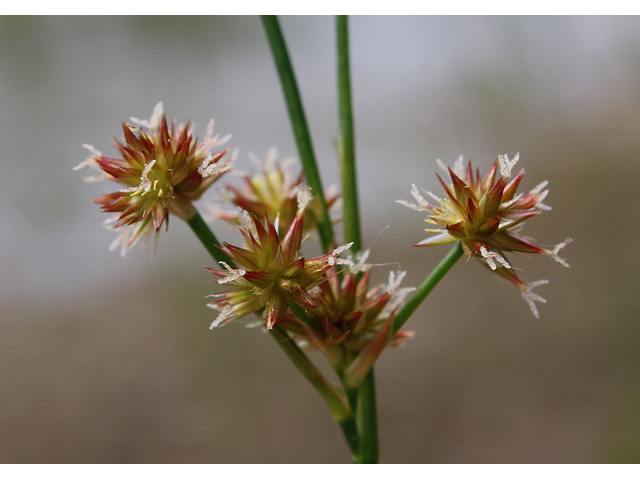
[353, 369, 378, 463]
[336, 15, 377, 463]
[185, 209, 233, 266]
[393, 242, 464, 335]
[337, 15, 361, 253]
[270, 325, 359, 456]
[261, 15, 335, 252]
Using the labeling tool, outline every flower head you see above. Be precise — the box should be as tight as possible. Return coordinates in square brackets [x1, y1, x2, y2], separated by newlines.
[75, 102, 232, 254]
[206, 191, 352, 330]
[398, 154, 571, 317]
[279, 263, 414, 387]
[210, 147, 340, 237]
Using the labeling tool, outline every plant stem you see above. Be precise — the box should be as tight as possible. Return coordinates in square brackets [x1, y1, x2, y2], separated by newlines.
[185, 209, 233, 266]
[186, 209, 359, 455]
[336, 15, 377, 463]
[353, 369, 379, 463]
[270, 325, 359, 456]
[337, 15, 361, 253]
[393, 242, 464, 335]
[261, 15, 335, 252]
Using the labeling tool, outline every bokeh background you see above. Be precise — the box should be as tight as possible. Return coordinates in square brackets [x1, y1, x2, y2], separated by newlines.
[1, 15, 639, 463]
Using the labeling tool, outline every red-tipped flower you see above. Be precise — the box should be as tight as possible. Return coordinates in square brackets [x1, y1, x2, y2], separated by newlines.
[206, 189, 352, 330]
[399, 154, 571, 317]
[210, 147, 340, 237]
[279, 260, 414, 388]
[75, 102, 232, 254]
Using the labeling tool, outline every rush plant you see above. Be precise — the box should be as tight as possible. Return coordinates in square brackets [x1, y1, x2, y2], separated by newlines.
[76, 16, 571, 463]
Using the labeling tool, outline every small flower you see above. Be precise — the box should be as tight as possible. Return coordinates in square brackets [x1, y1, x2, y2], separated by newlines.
[398, 154, 571, 316]
[75, 102, 232, 254]
[206, 193, 352, 330]
[210, 147, 340, 237]
[279, 262, 414, 388]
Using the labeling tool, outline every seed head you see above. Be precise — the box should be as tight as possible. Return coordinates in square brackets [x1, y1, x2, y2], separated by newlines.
[211, 147, 340, 237]
[206, 206, 352, 330]
[398, 154, 571, 317]
[75, 102, 232, 255]
[279, 263, 414, 387]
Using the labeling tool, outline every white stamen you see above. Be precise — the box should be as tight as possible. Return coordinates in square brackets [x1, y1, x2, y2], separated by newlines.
[81, 143, 102, 158]
[216, 261, 246, 284]
[129, 102, 164, 130]
[384, 270, 415, 313]
[436, 156, 464, 177]
[103, 218, 152, 257]
[327, 242, 354, 266]
[297, 185, 313, 212]
[498, 152, 520, 178]
[520, 279, 549, 319]
[480, 246, 511, 270]
[347, 249, 371, 274]
[388, 270, 406, 294]
[452, 155, 465, 177]
[207, 304, 233, 329]
[436, 158, 448, 173]
[548, 238, 572, 267]
[535, 188, 552, 211]
[332, 242, 353, 256]
[528, 181, 552, 211]
[201, 118, 231, 150]
[426, 191, 442, 202]
[120, 159, 156, 194]
[74, 145, 108, 182]
[198, 152, 232, 178]
[396, 184, 432, 212]
[530, 180, 548, 195]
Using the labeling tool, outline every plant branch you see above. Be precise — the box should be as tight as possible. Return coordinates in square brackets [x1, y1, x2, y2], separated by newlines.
[337, 15, 361, 253]
[261, 15, 335, 252]
[353, 369, 378, 463]
[270, 325, 359, 456]
[393, 241, 464, 334]
[185, 209, 233, 266]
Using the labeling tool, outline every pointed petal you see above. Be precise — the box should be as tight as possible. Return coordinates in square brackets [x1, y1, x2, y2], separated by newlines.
[483, 176, 507, 219]
[265, 294, 290, 330]
[281, 213, 304, 260]
[242, 270, 277, 289]
[414, 231, 457, 247]
[445, 221, 466, 238]
[502, 170, 525, 202]
[344, 315, 393, 389]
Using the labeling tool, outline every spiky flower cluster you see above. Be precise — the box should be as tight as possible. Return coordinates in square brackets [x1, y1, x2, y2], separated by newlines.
[279, 263, 414, 387]
[211, 147, 340, 237]
[75, 102, 232, 254]
[399, 154, 571, 317]
[206, 190, 352, 330]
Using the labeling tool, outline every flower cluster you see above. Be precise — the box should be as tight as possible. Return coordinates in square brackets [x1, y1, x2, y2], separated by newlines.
[210, 147, 340, 237]
[279, 263, 414, 388]
[77, 103, 572, 397]
[206, 189, 352, 330]
[399, 154, 571, 317]
[75, 102, 232, 254]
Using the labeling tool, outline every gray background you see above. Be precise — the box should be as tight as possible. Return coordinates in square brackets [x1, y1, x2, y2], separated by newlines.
[1, 16, 639, 462]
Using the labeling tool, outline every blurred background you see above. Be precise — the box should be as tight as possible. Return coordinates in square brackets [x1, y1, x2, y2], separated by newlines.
[1, 15, 639, 463]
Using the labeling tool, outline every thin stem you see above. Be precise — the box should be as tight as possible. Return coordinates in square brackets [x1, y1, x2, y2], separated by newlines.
[261, 15, 335, 252]
[337, 15, 361, 253]
[337, 15, 377, 464]
[393, 242, 464, 335]
[186, 209, 233, 266]
[336, 15, 378, 463]
[270, 325, 359, 456]
[353, 369, 378, 463]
